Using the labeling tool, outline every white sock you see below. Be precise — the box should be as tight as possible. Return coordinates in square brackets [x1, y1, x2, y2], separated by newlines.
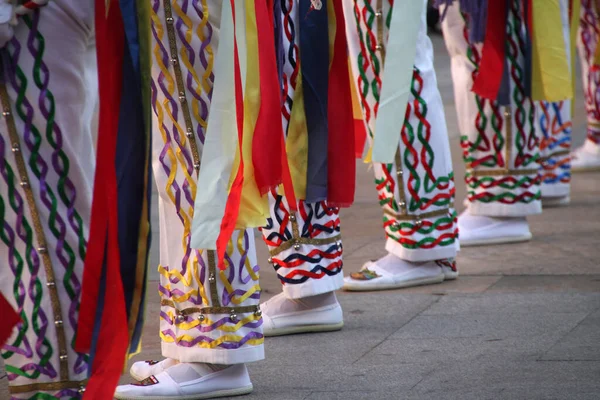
[166, 363, 229, 383]
[159, 358, 179, 370]
[261, 291, 337, 316]
[371, 253, 427, 275]
[459, 209, 525, 230]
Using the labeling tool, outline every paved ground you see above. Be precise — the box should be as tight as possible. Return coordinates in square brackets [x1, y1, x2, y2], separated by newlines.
[2, 34, 600, 400]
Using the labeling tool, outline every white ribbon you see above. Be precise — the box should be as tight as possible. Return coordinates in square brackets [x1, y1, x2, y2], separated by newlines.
[190, 0, 239, 250]
[371, 0, 425, 163]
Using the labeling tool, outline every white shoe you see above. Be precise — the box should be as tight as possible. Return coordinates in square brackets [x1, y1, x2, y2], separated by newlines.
[458, 211, 531, 246]
[261, 293, 344, 337]
[130, 358, 178, 381]
[542, 195, 570, 208]
[571, 140, 600, 172]
[343, 260, 444, 291]
[115, 363, 253, 400]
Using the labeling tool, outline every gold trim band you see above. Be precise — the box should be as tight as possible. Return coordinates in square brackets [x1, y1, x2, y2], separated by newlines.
[162, 1, 202, 173]
[9, 380, 88, 394]
[466, 168, 539, 177]
[0, 80, 69, 380]
[268, 234, 342, 257]
[161, 300, 258, 316]
[384, 207, 452, 222]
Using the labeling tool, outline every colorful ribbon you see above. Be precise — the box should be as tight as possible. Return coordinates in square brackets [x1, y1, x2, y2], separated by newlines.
[371, 0, 424, 163]
[326, 0, 355, 207]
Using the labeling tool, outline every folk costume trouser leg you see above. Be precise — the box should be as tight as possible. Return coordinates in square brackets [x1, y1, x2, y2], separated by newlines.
[150, 0, 263, 365]
[537, 0, 572, 198]
[442, 1, 542, 217]
[346, 0, 459, 263]
[0, 2, 96, 398]
[260, 0, 344, 300]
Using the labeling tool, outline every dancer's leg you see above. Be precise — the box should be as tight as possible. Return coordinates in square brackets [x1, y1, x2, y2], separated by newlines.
[0, 2, 96, 398]
[344, 0, 459, 291]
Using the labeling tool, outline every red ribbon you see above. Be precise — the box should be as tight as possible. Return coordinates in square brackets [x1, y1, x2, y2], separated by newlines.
[76, 1, 129, 398]
[252, 0, 284, 195]
[327, 0, 356, 207]
[217, 1, 246, 271]
[471, 0, 508, 100]
[0, 293, 20, 347]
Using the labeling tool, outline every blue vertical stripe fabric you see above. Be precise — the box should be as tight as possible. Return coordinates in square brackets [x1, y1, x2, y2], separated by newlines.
[88, 0, 151, 366]
[299, 1, 329, 202]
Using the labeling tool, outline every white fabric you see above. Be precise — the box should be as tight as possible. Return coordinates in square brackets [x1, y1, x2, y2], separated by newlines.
[458, 210, 532, 246]
[371, 0, 425, 163]
[190, 0, 238, 250]
[261, 291, 338, 316]
[130, 358, 180, 382]
[151, 0, 263, 365]
[115, 364, 253, 400]
[260, 293, 343, 336]
[343, 260, 444, 291]
[0, 1, 96, 396]
[345, 0, 458, 263]
[442, 2, 542, 217]
[571, 139, 600, 170]
[0, 0, 14, 48]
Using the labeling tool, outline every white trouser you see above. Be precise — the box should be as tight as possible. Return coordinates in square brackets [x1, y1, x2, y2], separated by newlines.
[442, 1, 542, 216]
[345, 0, 458, 262]
[0, 2, 96, 398]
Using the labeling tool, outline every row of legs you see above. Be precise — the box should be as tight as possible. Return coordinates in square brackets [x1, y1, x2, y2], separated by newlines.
[1, 0, 599, 398]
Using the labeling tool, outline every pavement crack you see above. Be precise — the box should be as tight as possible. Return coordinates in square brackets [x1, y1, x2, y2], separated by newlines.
[352, 296, 442, 365]
[536, 305, 598, 361]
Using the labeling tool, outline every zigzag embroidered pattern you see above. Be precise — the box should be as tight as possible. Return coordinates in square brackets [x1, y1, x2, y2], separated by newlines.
[1, 10, 89, 398]
[461, 5, 541, 206]
[152, 1, 262, 356]
[262, 194, 342, 285]
[538, 101, 572, 186]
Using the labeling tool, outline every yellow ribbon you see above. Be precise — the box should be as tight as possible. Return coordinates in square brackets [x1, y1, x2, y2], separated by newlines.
[531, 0, 572, 102]
[235, 0, 269, 228]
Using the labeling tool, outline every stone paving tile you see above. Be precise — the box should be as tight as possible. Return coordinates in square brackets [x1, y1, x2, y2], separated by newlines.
[410, 360, 600, 399]
[487, 276, 600, 293]
[356, 332, 574, 366]
[244, 363, 432, 395]
[421, 293, 600, 315]
[389, 312, 587, 343]
[541, 309, 600, 361]
[222, 391, 312, 400]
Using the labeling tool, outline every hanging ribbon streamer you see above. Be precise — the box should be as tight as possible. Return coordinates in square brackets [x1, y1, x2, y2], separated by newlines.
[470, 0, 509, 101]
[326, 0, 355, 207]
[0, 293, 20, 347]
[570, 0, 581, 114]
[190, 0, 238, 251]
[215, 1, 251, 271]
[285, 67, 310, 200]
[371, 0, 424, 163]
[77, 1, 129, 398]
[235, 0, 270, 229]
[530, 0, 572, 102]
[299, 0, 330, 200]
[349, 57, 367, 158]
[253, 0, 285, 194]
